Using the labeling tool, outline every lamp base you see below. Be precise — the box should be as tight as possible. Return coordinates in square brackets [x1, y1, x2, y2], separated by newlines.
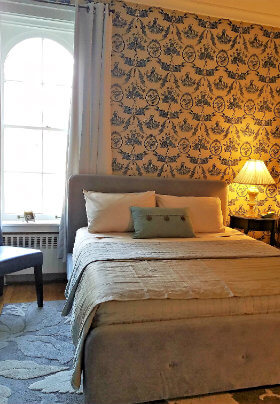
[246, 186, 259, 218]
[246, 205, 258, 218]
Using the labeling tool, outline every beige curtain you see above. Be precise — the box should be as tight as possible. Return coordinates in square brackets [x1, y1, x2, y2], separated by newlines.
[58, 2, 112, 260]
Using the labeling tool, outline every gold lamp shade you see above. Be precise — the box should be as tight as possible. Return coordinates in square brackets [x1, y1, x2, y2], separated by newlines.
[233, 160, 275, 185]
[233, 160, 275, 217]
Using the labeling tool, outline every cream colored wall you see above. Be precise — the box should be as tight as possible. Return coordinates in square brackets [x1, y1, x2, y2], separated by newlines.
[115, 0, 280, 28]
[131, 0, 280, 15]
[72, 0, 280, 27]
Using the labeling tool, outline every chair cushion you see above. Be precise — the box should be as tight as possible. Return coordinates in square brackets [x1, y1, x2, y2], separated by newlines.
[0, 246, 43, 276]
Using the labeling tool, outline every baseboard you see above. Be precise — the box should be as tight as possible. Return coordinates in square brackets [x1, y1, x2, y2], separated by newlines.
[5, 273, 67, 283]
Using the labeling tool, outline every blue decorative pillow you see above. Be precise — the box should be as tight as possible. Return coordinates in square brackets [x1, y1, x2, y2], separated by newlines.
[130, 207, 195, 239]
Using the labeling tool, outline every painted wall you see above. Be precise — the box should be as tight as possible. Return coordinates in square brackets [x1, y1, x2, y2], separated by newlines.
[66, 0, 280, 27]
[110, 0, 280, 29]
[109, 0, 280, 219]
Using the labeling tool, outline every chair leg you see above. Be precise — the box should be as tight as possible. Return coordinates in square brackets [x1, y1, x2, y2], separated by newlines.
[0, 276, 4, 296]
[34, 265, 43, 308]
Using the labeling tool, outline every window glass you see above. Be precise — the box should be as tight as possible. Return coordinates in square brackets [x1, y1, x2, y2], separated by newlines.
[43, 173, 65, 215]
[43, 130, 67, 173]
[43, 39, 73, 85]
[4, 82, 43, 126]
[4, 173, 43, 213]
[4, 38, 42, 83]
[42, 85, 71, 129]
[4, 128, 42, 173]
[3, 38, 73, 219]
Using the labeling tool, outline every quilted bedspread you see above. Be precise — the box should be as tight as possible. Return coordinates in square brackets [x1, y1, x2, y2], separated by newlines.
[63, 233, 280, 389]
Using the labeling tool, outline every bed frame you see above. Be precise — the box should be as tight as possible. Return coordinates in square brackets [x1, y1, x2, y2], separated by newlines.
[67, 175, 280, 404]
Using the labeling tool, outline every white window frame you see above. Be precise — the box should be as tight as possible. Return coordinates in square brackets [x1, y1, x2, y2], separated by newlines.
[0, 0, 74, 226]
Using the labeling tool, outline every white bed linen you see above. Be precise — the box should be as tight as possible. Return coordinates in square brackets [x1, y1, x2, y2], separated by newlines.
[75, 226, 244, 244]
[74, 227, 280, 328]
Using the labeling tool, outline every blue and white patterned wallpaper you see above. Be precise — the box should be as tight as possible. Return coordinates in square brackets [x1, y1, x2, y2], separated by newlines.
[109, 1, 280, 219]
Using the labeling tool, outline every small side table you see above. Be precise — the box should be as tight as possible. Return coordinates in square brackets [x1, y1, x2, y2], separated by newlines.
[229, 215, 278, 246]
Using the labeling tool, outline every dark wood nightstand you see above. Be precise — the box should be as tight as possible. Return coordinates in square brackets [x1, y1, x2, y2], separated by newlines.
[229, 215, 278, 245]
[229, 215, 278, 246]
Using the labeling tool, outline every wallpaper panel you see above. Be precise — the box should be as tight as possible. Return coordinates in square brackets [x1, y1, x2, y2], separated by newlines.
[109, 1, 280, 220]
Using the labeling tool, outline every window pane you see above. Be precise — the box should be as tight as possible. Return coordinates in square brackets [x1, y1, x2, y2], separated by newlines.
[4, 38, 42, 83]
[3, 37, 73, 218]
[4, 128, 42, 173]
[4, 82, 42, 126]
[43, 173, 65, 214]
[42, 85, 71, 129]
[43, 39, 73, 86]
[43, 130, 67, 173]
[4, 173, 42, 214]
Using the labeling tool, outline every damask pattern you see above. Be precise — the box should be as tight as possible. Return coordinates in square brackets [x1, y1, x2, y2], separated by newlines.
[109, 1, 280, 219]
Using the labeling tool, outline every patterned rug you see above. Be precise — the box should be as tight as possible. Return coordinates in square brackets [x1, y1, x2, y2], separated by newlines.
[0, 301, 280, 404]
[0, 301, 83, 404]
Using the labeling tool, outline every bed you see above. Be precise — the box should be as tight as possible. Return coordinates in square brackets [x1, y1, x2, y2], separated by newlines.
[65, 174, 280, 404]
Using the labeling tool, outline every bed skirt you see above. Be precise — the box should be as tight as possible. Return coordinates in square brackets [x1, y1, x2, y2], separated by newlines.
[84, 313, 280, 404]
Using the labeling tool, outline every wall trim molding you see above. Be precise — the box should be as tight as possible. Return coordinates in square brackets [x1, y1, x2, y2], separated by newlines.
[0, 0, 74, 22]
[129, 0, 280, 28]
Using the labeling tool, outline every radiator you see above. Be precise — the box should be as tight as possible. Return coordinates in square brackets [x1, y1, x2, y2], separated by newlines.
[3, 233, 65, 275]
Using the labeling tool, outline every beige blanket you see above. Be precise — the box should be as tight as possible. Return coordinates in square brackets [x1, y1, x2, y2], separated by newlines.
[63, 235, 280, 315]
[64, 236, 280, 389]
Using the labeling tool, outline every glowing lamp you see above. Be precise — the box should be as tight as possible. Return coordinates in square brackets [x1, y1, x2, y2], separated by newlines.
[233, 159, 275, 217]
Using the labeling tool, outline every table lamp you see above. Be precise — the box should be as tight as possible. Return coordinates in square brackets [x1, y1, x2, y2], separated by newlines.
[233, 159, 275, 217]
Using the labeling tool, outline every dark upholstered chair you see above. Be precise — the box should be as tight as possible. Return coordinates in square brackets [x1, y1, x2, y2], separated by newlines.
[0, 230, 43, 307]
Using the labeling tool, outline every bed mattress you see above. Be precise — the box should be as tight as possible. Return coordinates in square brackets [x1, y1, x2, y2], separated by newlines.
[94, 292, 280, 327]
[73, 227, 280, 328]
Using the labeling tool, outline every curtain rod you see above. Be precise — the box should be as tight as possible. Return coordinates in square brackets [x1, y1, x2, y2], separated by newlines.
[34, 0, 89, 10]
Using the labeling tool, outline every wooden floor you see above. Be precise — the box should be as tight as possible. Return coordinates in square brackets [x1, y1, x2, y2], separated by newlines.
[0, 281, 66, 313]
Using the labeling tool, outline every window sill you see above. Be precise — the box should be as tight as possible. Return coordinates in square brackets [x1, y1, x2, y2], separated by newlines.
[2, 220, 60, 233]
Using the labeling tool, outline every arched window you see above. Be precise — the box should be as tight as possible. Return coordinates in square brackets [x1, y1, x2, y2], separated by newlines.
[3, 37, 73, 220]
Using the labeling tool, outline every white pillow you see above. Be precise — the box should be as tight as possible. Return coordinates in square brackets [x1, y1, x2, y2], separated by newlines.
[156, 194, 224, 233]
[84, 190, 156, 233]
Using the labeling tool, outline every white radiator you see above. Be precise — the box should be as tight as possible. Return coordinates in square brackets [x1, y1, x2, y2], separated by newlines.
[3, 233, 65, 275]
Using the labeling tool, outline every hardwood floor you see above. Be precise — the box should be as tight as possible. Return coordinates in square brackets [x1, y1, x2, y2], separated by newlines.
[0, 281, 66, 313]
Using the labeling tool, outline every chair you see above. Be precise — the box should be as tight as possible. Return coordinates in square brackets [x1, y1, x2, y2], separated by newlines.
[0, 229, 43, 307]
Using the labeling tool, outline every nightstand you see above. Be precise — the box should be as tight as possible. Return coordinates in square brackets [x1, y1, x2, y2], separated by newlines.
[229, 215, 278, 246]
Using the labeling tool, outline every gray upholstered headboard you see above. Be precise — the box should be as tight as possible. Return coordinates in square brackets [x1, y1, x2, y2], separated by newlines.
[67, 175, 228, 252]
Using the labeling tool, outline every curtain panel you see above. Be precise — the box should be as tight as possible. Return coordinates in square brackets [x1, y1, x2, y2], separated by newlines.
[58, 2, 112, 260]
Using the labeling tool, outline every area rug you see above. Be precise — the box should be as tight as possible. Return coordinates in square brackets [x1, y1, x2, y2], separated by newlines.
[0, 301, 83, 404]
[0, 301, 280, 404]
